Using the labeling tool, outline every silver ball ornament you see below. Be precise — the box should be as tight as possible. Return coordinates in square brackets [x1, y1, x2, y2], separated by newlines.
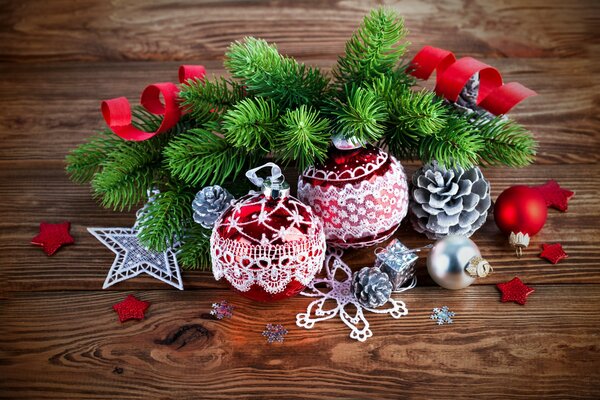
[427, 235, 491, 290]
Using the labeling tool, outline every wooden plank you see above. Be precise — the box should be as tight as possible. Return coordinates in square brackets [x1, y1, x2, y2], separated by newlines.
[0, 57, 597, 163]
[1, 287, 599, 399]
[0, 0, 598, 63]
[1, 160, 598, 292]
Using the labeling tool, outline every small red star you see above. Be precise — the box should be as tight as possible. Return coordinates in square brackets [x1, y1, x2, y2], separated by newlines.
[540, 243, 568, 264]
[533, 180, 574, 211]
[112, 295, 150, 323]
[31, 221, 75, 255]
[496, 277, 535, 305]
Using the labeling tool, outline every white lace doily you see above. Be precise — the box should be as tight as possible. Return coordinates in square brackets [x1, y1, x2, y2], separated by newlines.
[296, 248, 409, 342]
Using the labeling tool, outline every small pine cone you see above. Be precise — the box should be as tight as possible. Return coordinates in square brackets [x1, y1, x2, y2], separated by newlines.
[192, 186, 234, 229]
[351, 267, 392, 308]
[410, 161, 491, 239]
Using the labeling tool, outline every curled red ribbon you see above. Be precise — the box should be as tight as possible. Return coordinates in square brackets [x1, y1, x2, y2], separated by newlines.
[408, 46, 536, 115]
[101, 65, 206, 141]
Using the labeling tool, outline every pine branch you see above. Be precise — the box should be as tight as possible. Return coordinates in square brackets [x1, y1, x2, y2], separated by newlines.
[275, 105, 331, 171]
[65, 130, 121, 183]
[330, 85, 388, 143]
[225, 37, 329, 109]
[474, 116, 537, 167]
[136, 186, 195, 252]
[418, 115, 484, 168]
[334, 8, 408, 87]
[178, 76, 246, 123]
[92, 168, 155, 211]
[222, 97, 279, 152]
[163, 122, 252, 187]
[177, 224, 212, 270]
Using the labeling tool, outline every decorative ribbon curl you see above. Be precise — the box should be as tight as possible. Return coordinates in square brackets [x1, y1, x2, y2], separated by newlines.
[101, 65, 206, 141]
[408, 46, 536, 115]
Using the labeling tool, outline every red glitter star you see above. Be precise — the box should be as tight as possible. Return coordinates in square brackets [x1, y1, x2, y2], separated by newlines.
[112, 295, 150, 323]
[540, 243, 568, 264]
[496, 277, 535, 305]
[532, 180, 574, 211]
[31, 221, 75, 256]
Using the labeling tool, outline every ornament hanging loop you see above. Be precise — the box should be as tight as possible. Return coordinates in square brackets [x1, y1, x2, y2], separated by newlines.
[245, 162, 289, 199]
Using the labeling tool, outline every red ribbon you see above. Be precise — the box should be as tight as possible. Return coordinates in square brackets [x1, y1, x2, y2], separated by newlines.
[101, 65, 206, 141]
[408, 46, 536, 115]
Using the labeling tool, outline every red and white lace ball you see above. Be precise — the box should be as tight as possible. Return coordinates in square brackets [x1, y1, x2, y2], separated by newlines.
[298, 145, 409, 249]
[210, 188, 326, 302]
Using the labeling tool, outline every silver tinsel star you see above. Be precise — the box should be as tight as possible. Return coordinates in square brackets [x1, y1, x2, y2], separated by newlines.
[88, 227, 183, 290]
[430, 306, 455, 325]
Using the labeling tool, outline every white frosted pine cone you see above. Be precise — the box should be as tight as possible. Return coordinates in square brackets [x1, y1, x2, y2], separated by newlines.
[409, 161, 491, 239]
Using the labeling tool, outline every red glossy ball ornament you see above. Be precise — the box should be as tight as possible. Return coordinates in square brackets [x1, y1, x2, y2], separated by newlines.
[494, 185, 547, 257]
[298, 138, 409, 249]
[211, 163, 326, 302]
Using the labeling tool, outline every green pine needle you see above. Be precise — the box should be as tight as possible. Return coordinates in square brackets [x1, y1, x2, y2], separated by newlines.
[275, 105, 331, 171]
[136, 187, 195, 252]
[177, 224, 212, 270]
[91, 168, 155, 211]
[178, 76, 246, 123]
[331, 86, 388, 143]
[475, 116, 537, 167]
[225, 37, 329, 109]
[222, 97, 279, 152]
[65, 130, 121, 184]
[163, 122, 251, 187]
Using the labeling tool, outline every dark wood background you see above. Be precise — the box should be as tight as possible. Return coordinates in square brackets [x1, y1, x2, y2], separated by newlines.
[1, 1, 599, 399]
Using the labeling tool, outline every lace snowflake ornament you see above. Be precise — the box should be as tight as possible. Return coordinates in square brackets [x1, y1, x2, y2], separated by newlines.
[296, 248, 409, 342]
[88, 227, 183, 290]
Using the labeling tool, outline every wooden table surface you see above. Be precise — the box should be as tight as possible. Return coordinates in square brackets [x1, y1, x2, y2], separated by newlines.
[1, 1, 599, 399]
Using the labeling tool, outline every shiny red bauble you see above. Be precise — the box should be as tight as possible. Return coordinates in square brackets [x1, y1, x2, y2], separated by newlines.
[211, 187, 326, 302]
[298, 145, 409, 249]
[494, 185, 547, 236]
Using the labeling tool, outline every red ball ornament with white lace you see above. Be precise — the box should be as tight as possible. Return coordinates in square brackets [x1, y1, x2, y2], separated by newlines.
[298, 137, 409, 249]
[211, 163, 326, 302]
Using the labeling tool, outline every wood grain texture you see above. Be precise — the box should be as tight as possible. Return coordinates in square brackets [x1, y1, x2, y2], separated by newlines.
[1, 288, 599, 399]
[0, 0, 599, 398]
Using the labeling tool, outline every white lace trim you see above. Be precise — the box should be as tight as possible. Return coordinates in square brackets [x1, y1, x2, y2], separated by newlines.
[301, 149, 388, 182]
[298, 157, 409, 247]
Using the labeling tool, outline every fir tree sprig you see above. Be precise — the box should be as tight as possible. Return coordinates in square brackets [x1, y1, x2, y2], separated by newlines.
[225, 37, 329, 109]
[330, 86, 388, 143]
[178, 76, 246, 123]
[474, 116, 537, 167]
[65, 130, 121, 184]
[177, 224, 212, 270]
[222, 97, 279, 152]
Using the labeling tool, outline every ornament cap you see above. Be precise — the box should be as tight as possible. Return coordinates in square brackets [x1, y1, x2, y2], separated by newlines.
[331, 133, 366, 150]
[466, 256, 492, 278]
[509, 231, 530, 258]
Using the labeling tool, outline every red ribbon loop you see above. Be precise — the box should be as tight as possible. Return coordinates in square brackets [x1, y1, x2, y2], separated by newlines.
[101, 65, 206, 141]
[408, 46, 536, 115]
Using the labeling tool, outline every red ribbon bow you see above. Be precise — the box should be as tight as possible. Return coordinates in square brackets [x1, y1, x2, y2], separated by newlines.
[408, 46, 536, 115]
[101, 65, 206, 141]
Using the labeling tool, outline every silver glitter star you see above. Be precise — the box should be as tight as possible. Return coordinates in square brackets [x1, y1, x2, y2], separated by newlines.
[88, 227, 183, 290]
[430, 306, 455, 325]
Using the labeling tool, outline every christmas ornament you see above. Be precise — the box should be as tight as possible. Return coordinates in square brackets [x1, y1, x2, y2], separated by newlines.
[88, 227, 183, 290]
[494, 185, 547, 257]
[351, 267, 393, 308]
[539, 243, 568, 264]
[427, 235, 492, 290]
[410, 161, 491, 239]
[211, 163, 326, 302]
[31, 221, 75, 256]
[374, 239, 427, 291]
[533, 180, 574, 212]
[496, 277, 535, 305]
[430, 306, 455, 325]
[193, 186, 235, 229]
[210, 300, 235, 320]
[262, 324, 288, 343]
[297, 248, 409, 342]
[112, 294, 150, 322]
[298, 141, 409, 249]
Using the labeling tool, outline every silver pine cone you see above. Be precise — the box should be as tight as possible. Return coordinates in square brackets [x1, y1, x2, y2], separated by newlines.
[352, 267, 393, 308]
[410, 161, 491, 239]
[192, 186, 234, 229]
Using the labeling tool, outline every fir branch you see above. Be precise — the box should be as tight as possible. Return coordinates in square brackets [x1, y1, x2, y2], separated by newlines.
[418, 116, 484, 168]
[163, 122, 252, 187]
[178, 76, 246, 123]
[225, 37, 329, 109]
[136, 186, 195, 252]
[330, 86, 388, 143]
[222, 97, 279, 152]
[474, 116, 537, 167]
[334, 8, 408, 87]
[275, 105, 331, 171]
[92, 169, 155, 211]
[177, 224, 212, 270]
[65, 130, 121, 184]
